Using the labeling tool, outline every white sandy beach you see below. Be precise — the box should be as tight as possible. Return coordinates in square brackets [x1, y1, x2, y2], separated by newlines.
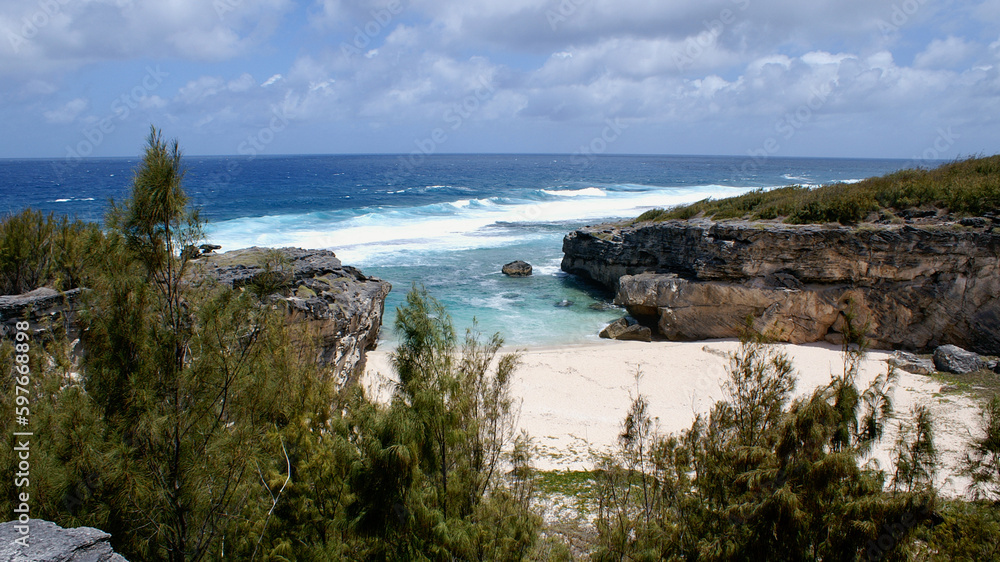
[364, 339, 980, 498]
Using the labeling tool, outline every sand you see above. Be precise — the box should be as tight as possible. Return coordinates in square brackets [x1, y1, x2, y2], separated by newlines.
[363, 339, 981, 498]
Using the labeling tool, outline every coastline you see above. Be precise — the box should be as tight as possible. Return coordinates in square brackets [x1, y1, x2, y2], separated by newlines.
[364, 338, 978, 498]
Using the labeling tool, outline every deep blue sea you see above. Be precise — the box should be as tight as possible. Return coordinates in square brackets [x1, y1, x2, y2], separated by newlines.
[0, 154, 921, 346]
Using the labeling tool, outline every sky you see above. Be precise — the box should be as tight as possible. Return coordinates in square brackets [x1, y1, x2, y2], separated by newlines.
[0, 0, 998, 159]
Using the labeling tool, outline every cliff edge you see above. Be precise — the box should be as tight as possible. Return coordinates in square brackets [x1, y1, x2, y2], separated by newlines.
[562, 219, 1000, 354]
[196, 247, 391, 386]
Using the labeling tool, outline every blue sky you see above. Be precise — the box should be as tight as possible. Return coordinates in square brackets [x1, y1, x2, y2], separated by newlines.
[0, 0, 997, 159]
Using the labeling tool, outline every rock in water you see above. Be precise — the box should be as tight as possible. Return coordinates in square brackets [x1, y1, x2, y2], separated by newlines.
[599, 317, 652, 342]
[502, 260, 533, 277]
[887, 351, 935, 375]
[555, 300, 574, 307]
[933, 344, 984, 374]
[0, 519, 128, 561]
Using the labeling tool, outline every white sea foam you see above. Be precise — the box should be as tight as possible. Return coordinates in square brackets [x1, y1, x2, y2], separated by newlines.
[541, 187, 607, 197]
[205, 183, 756, 264]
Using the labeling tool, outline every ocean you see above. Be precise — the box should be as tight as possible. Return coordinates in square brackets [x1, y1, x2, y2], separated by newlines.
[1, 154, 919, 346]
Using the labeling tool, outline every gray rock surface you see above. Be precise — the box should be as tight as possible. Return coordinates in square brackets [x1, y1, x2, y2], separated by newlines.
[562, 220, 1000, 354]
[0, 519, 127, 562]
[196, 247, 391, 385]
[0, 287, 84, 340]
[933, 345, 984, 374]
[599, 317, 652, 342]
[502, 260, 533, 277]
[887, 351, 936, 375]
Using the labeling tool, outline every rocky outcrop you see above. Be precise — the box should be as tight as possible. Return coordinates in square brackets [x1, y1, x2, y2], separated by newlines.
[562, 220, 1000, 354]
[0, 519, 127, 561]
[196, 247, 391, 385]
[0, 287, 84, 340]
[502, 260, 533, 277]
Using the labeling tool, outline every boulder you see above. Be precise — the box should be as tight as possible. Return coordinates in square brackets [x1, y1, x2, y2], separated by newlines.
[887, 351, 936, 375]
[933, 344, 984, 374]
[0, 519, 128, 561]
[600, 317, 652, 342]
[502, 260, 533, 277]
[554, 300, 574, 307]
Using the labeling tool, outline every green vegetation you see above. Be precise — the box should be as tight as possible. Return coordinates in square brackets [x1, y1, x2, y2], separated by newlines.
[636, 154, 1000, 225]
[0, 209, 101, 294]
[3, 130, 1000, 560]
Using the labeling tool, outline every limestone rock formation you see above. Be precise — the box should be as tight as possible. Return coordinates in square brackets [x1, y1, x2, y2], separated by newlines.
[933, 345, 984, 374]
[0, 287, 84, 340]
[502, 260, 533, 277]
[0, 519, 127, 562]
[562, 220, 1000, 354]
[196, 247, 391, 385]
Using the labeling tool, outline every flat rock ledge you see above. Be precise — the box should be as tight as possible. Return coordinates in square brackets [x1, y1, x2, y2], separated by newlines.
[562, 220, 1000, 354]
[0, 519, 127, 562]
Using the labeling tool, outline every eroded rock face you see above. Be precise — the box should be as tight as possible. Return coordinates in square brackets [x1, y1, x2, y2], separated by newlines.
[197, 247, 391, 385]
[0, 287, 84, 340]
[0, 519, 128, 562]
[562, 220, 1000, 354]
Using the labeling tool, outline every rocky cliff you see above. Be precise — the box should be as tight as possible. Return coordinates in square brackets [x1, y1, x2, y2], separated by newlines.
[562, 220, 1000, 354]
[0, 519, 127, 561]
[196, 247, 391, 386]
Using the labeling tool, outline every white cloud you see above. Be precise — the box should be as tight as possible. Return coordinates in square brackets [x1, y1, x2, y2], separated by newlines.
[42, 98, 88, 123]
[914, 36, 977, 69]
[261, 73, 283, 87]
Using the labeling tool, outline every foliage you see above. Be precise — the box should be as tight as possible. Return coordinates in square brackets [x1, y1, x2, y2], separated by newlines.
[0, 208, 101, 294]
[963, 396, 1000, 502]
[892, 405, 938, 493]
[592, 326, 938, 561]
[634, 154, 1000, 225]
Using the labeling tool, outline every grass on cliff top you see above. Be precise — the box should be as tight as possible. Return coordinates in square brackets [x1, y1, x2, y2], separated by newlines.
[635, 154, 1000, 225]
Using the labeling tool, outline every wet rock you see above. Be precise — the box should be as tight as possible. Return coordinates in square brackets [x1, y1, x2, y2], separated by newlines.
[502, 260, 533, 277]
[554, 299, 574, 307]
